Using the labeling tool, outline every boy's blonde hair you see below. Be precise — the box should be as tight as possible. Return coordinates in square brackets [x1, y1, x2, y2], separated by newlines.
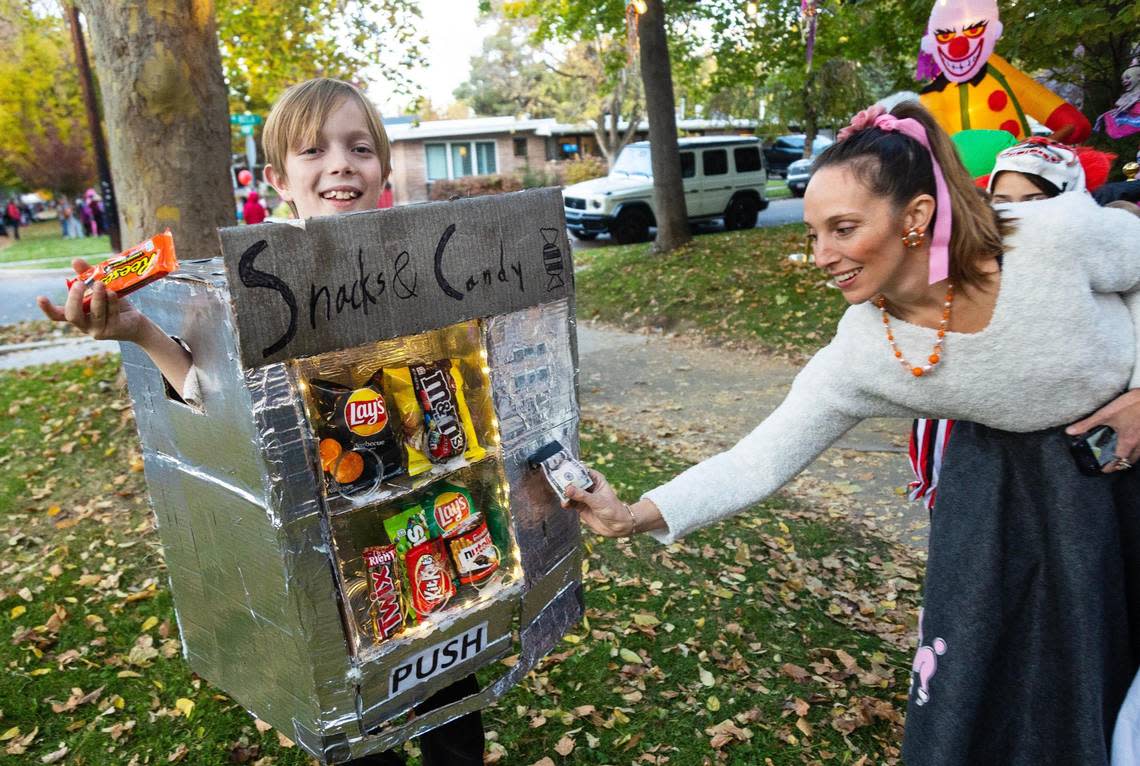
[262, 78, 391, 185]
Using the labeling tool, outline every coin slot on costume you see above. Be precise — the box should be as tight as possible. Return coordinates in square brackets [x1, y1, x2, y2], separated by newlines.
[527, 440, 594, 503]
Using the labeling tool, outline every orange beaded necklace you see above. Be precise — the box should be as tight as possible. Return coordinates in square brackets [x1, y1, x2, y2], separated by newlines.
[876, 283, 955, 377]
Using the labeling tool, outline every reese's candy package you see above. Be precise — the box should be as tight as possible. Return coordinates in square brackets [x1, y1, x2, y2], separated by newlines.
[405, 538, 456, 619]
[309, 371, 406, 495]
[444, 515, 500, 587]
[363, 545, 405, 642]
[383, 504, 431, 556]
[384, 360, 485, 474]
[67, 230, 178, 310]
[425, 482, 477, 538]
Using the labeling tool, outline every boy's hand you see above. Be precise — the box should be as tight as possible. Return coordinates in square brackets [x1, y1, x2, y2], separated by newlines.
[37, 258, 152, 343]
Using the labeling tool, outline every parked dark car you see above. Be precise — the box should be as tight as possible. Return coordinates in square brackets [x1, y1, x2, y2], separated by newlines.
[763, 134, 833, 178]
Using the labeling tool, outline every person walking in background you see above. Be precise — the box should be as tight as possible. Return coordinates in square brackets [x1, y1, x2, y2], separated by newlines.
[59, 202, 82, 239]
[5, 198, 21, 240]
[242, 190, 267, 225]
[87, 194, 105, 236]
[76, 199, 92, 237]
[67, 203, 83, 239]
[378, 180, 394, 208]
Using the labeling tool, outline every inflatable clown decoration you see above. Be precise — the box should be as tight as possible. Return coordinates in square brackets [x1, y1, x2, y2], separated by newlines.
[917, 0, 1090, 143]
[1095, 56, 1140, 139]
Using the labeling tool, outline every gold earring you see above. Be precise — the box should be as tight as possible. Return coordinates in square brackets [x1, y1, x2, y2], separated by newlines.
[902, 228, 925, 248]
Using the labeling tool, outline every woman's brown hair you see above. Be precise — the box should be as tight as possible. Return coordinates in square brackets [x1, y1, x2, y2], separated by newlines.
[812, 100, 1011, 288]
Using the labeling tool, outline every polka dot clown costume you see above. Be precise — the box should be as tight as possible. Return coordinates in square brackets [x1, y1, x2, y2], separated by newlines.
[917, 0, 1090, 142]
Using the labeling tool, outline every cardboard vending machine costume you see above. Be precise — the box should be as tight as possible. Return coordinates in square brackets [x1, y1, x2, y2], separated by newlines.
[121, 189, 585, 763]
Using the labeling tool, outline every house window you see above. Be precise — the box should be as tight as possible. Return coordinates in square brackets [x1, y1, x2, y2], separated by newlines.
[476, 142, 496, 174]
[425, 144, 449, 180]
[425, 141, 498, 180]
[451, 144, 473, 177]
[513, 137, 528, 158]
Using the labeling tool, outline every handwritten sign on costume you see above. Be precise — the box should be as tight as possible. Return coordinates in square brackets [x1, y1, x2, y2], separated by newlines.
[219, 188, 573, 368]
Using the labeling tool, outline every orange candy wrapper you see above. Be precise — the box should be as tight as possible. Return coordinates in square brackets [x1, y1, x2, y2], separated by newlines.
[67, 230, 178, 310]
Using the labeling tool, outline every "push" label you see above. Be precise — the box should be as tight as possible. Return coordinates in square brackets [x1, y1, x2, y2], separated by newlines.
[388, 622, 489, 697]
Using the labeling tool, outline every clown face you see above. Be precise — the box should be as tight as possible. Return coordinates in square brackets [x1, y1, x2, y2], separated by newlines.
[921, 0, 1004, 83]
[1123, 64, 1140, 95]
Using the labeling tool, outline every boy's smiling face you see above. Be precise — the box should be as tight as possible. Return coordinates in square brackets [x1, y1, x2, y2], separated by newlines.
[265, 97, 385, 219]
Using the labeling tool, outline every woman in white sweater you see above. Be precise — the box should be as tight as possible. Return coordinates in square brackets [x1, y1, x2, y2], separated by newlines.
[565, 101, 1140, 764]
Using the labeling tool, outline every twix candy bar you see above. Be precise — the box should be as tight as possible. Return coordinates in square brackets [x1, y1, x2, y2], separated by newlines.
[363, 545, 405, 642]
[66, 230, 177, 310]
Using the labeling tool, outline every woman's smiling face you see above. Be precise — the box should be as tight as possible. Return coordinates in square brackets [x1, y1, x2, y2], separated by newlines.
[804, 164, 927, 305]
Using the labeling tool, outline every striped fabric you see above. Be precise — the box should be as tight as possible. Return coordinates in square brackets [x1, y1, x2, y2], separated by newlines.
[907, 418, 956, 511]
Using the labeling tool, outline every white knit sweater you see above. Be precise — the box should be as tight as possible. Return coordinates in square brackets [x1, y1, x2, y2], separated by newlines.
[643, 193, 1140, 543]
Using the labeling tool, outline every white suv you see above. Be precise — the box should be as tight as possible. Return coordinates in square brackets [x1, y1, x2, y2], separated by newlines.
[562, 136, 769, 244]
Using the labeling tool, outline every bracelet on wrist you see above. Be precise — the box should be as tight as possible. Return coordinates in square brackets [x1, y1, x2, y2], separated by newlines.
[622, 502, 638, 536]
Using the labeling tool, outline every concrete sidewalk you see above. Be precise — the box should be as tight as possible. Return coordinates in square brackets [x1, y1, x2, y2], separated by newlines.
[577, 323, 930, 551]
[0, 336, 118, 370]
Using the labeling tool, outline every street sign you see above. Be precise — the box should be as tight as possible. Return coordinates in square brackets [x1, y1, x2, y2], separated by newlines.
[230, 113, 263, 126]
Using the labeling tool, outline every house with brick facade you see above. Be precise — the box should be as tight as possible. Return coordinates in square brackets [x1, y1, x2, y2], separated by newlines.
[385, 115, 757, 205]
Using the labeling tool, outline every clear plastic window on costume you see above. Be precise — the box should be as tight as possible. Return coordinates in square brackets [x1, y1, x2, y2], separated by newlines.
[292, 320, 499, 510]
[329, 458, 519, 660]
[290, 319, 520, 659]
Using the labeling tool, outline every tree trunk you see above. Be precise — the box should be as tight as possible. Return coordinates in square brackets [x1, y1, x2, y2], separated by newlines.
[637, 0, 690, 253]
[802, 66, 818, 159]
[76, 1, 233, 258]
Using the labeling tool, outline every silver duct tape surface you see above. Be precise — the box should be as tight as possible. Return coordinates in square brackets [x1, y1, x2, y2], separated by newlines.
[125, 215, 584, 762]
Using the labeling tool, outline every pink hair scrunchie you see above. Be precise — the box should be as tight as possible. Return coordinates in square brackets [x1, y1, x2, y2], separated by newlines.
[835, 107, 952, 285]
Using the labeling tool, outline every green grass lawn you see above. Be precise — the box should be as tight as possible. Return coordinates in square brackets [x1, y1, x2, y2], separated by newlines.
[576, 224, 847, 357]
[765, 179, 792, 201]
[0, 221, 112, 267]
[0, 356, 920, 764]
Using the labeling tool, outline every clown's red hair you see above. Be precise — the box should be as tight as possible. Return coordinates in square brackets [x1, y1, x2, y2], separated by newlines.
[1074, 146, 1115, 191]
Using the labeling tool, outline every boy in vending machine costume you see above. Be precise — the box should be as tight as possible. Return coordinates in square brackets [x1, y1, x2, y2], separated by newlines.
[917, 0, 1091, 143]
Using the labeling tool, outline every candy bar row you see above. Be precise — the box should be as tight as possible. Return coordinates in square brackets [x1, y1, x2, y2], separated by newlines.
[358, 481, 504, 647]
[305, 357, 489, 501]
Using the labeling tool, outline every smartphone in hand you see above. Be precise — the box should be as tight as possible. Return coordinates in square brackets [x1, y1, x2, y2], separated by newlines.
[1070, 425, 1119, 476]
